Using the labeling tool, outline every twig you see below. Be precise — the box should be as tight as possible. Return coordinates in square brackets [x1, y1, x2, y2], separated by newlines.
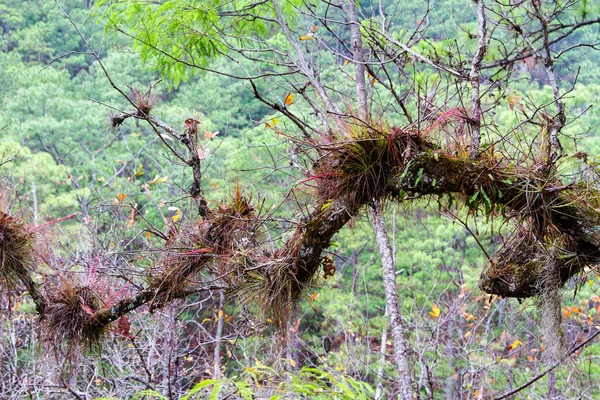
[494, 329, 600, 400]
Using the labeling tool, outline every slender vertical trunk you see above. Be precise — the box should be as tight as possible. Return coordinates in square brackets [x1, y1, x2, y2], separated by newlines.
[341, 0, 368, 119]
[444, 317, 455, 400]
[286, 308, 299, 372]
[374, 307, 389, 400]
[31, 178, 38, 224]
[161, 307, 177, 399]
[213, 290, 225, 378]
[547, 370, 557, 398]
[468, 0, 487, 158]
[370, 201, 415, 399]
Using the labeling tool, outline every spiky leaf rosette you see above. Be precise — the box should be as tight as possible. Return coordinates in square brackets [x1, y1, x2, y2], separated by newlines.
[315, 126, 431, 206]
[233, 261, 321, 330]
[44, 285, 107, 351]
[0, 211, 34, 290]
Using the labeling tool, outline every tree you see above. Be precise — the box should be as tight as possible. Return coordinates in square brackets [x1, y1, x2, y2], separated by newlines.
[3, 0, 600, 398]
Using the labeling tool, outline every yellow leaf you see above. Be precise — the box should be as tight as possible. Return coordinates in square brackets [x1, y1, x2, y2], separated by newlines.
[202, 318, 211, 323]
[133, 164, 144, 178]
[506, 339, 523, 351]
[429, 304, 441, 318]
[168, 207, 182, 222]
[568, 306, 583, 314]
[320, 200, 333, 211]
[284, 93, 294, 106]
[507, 92, 523, 111]
[298, 33, 315, 41]
[218, 309, 223, 318]
[97, 176, 105, 182]
[265, 118, 280, 130]
[289, 358, 296, 367]
[462, 312, 477, 321]
[173, 210, 182, 222]
[149, 175, 169, 185]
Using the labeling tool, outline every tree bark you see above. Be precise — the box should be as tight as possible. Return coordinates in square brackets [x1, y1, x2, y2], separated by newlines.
[213, 290, 225, 378]
[468, 0, 487, 158]
[341, 0, 368, 119]
[370, 201, 415, 399]
[374, 308, 389, 400]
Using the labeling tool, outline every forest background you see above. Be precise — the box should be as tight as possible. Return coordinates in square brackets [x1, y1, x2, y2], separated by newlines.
[1, 0, 600, 399]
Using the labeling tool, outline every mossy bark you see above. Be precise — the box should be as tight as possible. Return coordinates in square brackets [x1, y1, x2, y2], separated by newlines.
[31, 136, 600, 331]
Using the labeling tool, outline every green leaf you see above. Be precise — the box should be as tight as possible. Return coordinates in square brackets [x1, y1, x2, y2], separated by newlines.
[131, 390, 168, 400]
[181, 380, 218, 400]
[209, 382, 224, 400]
[414, 167, 424, 186]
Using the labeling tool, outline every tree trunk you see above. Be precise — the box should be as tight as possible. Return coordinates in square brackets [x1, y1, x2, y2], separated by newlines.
[370, 201, 415, 399]
[375, 307, 389, 400]
[213, 290, 225, 378]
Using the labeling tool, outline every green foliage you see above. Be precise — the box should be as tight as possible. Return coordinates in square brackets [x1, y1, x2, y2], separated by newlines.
[176, 364, 373, 400]
[95, 0, 304, 86]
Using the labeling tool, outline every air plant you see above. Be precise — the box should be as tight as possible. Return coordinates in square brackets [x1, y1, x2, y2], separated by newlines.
[42, 257, 129, 352]
[44, 283, 106, 351]
[314, 125, 431, 206]
[0, 211, 34, 290]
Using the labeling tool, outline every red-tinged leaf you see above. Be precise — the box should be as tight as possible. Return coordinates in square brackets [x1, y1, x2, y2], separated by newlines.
[126, 208, 135, 228]
[462, 312, 477, 321]
[311, 26, 317, 32]
[197, 146, 211, 160]
[180, 248, 213, 256]
[79, 298, 96, 317]
[115, 316, 131, 337]
[204, 130, 219, 140]
[184, 118, 199, 134]
[507, 93, 522, 110]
